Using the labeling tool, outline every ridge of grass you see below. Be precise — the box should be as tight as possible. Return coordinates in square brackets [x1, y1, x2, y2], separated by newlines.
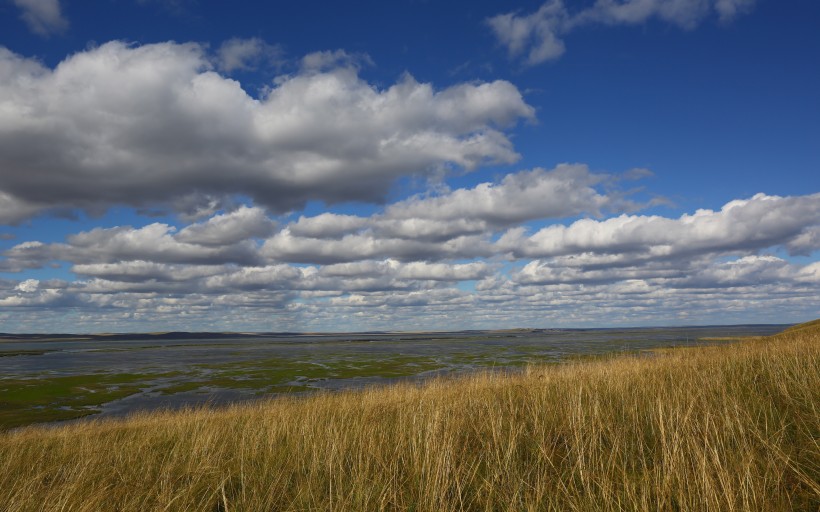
[783, 318, 820, 334]
[0, 321, 818, 511]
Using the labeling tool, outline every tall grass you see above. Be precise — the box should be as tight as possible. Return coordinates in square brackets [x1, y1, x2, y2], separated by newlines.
[1, 324, 818, 511]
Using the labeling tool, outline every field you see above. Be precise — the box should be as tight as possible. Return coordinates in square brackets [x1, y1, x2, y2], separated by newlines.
[0, 321, 818, 511]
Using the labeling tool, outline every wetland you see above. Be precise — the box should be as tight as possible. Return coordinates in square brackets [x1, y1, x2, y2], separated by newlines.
[0, 324, 787, 429]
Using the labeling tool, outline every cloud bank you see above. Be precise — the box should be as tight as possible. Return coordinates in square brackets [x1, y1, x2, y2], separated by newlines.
[488, 0, 757, 65]
[2, 180, 818, 331]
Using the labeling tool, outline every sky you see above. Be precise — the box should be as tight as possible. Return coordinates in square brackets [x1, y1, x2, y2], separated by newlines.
[0, 0, 818, 333]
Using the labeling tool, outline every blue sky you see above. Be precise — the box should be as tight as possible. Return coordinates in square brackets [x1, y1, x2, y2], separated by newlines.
[0, 0, 818, 332]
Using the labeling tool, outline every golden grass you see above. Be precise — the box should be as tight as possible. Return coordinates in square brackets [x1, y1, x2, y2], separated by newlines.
[1, 323, 818, 511]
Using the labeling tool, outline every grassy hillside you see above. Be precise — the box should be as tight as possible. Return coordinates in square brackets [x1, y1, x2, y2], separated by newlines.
[783, 318, 820, 334]
[1, 321, 818, 511]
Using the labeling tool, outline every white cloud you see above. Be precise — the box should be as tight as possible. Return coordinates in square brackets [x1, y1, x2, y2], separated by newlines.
[1, 178, 817, 331]
[488, 0, 757, 65]
[60, 223, 262, 266]
[372, 218, 489, 242]
[12, 0, 68, 36]
[393, 261, 491, 281]
[785, 225, 820, 256]
[320, 259, 489, 282]
[175, 206, 276, 246]
[714, 0, 756, 22]
[384, 164, 621, 225]
[216, 38, 282, 73]
[0, 41, 534, 222]
[572, 0, 715, 29]
[797, 262, 820, 284]
[487, 1, 569, 65]
[513, 258, 681, 285]
[0, 289, 63, 307]
[0, 240, 50, 272]
[2, 250, 818, 330]
[670, 255, 794, 288]
[262, 228, 492, 264]
[300, 49, 372, 72]
[288, 213, 369, 239]
[1, 278, 67, 307]
[512, 253, 807, 289]
[274, 164, 646, 247]
[202, 265, 308, 292]
[503, 193, 820, 261]
[71, 261, 228, 283]
[14, 278, 39, 293]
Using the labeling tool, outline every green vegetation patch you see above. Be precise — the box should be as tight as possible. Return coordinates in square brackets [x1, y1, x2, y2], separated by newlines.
[0, 349, 54, 357]
[178, 354, 452, 392]
[0, 373, 149, 429]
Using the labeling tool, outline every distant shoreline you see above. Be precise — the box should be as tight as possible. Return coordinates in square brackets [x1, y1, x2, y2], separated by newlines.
[0, 322, 794, 343]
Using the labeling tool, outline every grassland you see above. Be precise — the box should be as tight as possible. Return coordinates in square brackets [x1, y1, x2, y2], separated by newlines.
[0, 321, 818, 511]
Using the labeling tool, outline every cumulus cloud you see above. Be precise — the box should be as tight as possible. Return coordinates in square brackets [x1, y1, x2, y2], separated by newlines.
[270, 164, 649, 251]
[288, 213, 369, 239]
[371, 218, 489, 242]
[175, 206, 276, 246]
[198, 259, 490, 295]
[320, 259, 490, 282]
[12, 0, 68, 36]
[488, 0, 757, 65]
[488, 1, 569, 64]
[512, 253, 815, 290]
[0, 288, 64, 307]
[502, 193, 820, 261]
[216, 37, 283, 73]
[0, 240, 51, 272]
[71, 261, 228, 283]
[0, 278, 69, 308]
[14, 278, 39, 293]
[786, 225, 820, 256]
[384, 164, 629, 225]
[0, 41, 534, 223]
[1, 178, 817, 331]
[669, 255, 795, 288]
[221, 187, 818, 268]
[393, 260, 491, 281]
[64, 258, 490, 300]
[714, 0, 756, 22]
[263, 228, 492, 264]
[3, 222, 265, 270]
[797, 262, 820, 284]
[300, 49, 372, 72]
[513, 258, 682, 285]
[6, 160, 629, 277]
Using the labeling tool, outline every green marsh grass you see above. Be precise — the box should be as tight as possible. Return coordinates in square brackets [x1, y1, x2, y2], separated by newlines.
[0, 322, 818, 511]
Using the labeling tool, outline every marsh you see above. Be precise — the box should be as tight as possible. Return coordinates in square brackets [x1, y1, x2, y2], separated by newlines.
[0, 324, 786, 428]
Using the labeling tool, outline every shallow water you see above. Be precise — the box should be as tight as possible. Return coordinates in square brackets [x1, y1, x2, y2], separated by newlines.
[0, 325, 787, 426]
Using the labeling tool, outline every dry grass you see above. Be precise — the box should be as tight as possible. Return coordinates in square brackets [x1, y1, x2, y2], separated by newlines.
[1, 323, 818, 511]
